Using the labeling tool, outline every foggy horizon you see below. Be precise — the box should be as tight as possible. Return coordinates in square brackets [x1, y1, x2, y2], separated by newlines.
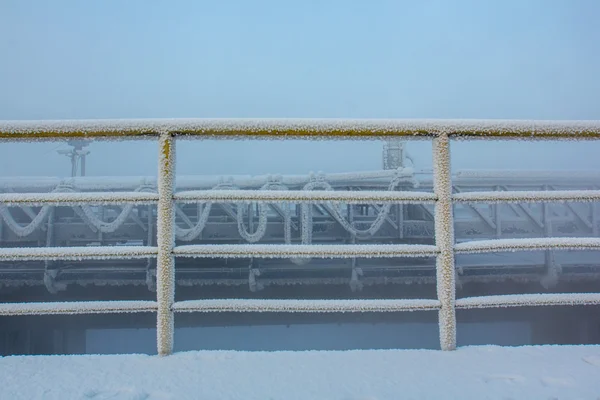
[2, 1, 600, 177]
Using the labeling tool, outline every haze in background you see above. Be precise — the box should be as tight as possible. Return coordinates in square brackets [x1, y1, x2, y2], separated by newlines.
[1, 0, 599, 177]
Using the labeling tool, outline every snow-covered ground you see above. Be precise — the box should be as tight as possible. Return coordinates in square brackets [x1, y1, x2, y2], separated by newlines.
[2, 346, 600, 399]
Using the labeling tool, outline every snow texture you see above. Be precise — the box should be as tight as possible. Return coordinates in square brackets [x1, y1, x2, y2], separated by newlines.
[0, 191, 159, 206]
[0, 300, 157, 316]
[173, 244, 439, 259]
[454, 237, 600, 254]
[173, 299, 441, 313]
[0, 246, 158, 261]
[174, 189, 436, 204]
[156, 134, 176, 356]
[453, 190, 600, 203]
[456, 293, 600, 309]
[432, 134, 456, 351]
[1, 118, 600, 140]
[2, 346, 600, 400]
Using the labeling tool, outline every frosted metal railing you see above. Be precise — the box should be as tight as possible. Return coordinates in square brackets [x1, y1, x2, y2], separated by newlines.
[2, 119, 600, 355]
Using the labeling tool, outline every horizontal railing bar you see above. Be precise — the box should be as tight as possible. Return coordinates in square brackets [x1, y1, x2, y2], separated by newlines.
[173, 299, 441, 313]
[5, 170, 600, 191]
[174, 244, 439, 258]
[174, 190, 437, 204]
[2, 189, 599, 206]
[0, 246, 158, 261]
[1, 119, 600, 140]
[0, 300, 158, 316]
[456, 293, 600, 309]
[0, 191, 159, 206]
[454, 237, 600, 254]
[12, 238, 597, 261]
[453, 190, 600, 203]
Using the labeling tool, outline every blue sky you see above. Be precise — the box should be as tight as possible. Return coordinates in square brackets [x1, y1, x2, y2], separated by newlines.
[1, 0, 599, 176]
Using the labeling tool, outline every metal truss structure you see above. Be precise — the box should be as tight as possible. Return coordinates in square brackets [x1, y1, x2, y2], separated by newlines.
[0, 169, 599, 294]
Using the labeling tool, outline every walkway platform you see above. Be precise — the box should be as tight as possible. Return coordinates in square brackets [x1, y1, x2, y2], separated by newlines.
[1, 345, 600, 399]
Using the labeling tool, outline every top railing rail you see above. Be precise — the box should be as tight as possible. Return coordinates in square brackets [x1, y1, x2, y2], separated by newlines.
[1, 118, 600, 140]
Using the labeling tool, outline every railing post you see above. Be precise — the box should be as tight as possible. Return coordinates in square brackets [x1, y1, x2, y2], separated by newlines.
[593, 186, 599, 237]
[432, 133, 457, 350]
[156, 133, 176, 356]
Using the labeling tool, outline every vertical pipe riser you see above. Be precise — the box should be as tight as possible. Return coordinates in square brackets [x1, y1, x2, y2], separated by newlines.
[432, 134, 457, 351]
[156, 133, 176, 356]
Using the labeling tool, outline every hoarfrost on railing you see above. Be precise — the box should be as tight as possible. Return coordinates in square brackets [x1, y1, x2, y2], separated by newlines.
[174, 189, 436, 204]
[1, 119, 600, 356]
[2, 118, 600, 139]
[0, 184, 157, 237]
[173, 244, 439, 259]
[0, 246, 158, 261]
[454, 190, 600, 203]
[0, 300, 158, 316]
[173, 299, 442, 313]
[454, 237, 600, 254]
[0, 191, 159, 206]
[456, 293, 600, 309]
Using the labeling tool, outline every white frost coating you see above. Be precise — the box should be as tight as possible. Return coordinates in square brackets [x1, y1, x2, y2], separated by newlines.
[175, 202, 212, 241]
[156, 134, 176, 356]
[283, 171, 410, 265]
[453, 190, 600, 203]
[175, 203, 211, 241]
[0, 184, 157, 237]
[234, 181, 281, 243]
[0, 246, 158, 261]
[173, 299, 441, 313]
[455, 237, 600, 254]
[76, 185, 156, 233]
[319, 175, 403, 237]
[0, 202, 51, 237]
[0, 300, 157, 316]
[175, 181, 273, 242]
[2, 118, 600, 139]
[5, 346, 600, 400]
[174, 189, 436, 204]
[1, 267, 599, 290]
[236, 201, 268, 243]
[0, 169, 408, 191]
[0, 191, 159, 206]
[78, 205, 133, 233]
[455, 293, 600, 309]
[0, 184, 76, 237]
[173, 244, 439, 258]
[3, 346, 600, 399]
[174, 171, 419, 243]
[432, 134, 457, 351]
[4, 118, 600, 357]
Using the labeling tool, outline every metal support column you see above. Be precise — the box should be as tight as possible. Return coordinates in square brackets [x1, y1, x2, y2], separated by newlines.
[432, 134, 457, 351]
[156, 133, 176, 356]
